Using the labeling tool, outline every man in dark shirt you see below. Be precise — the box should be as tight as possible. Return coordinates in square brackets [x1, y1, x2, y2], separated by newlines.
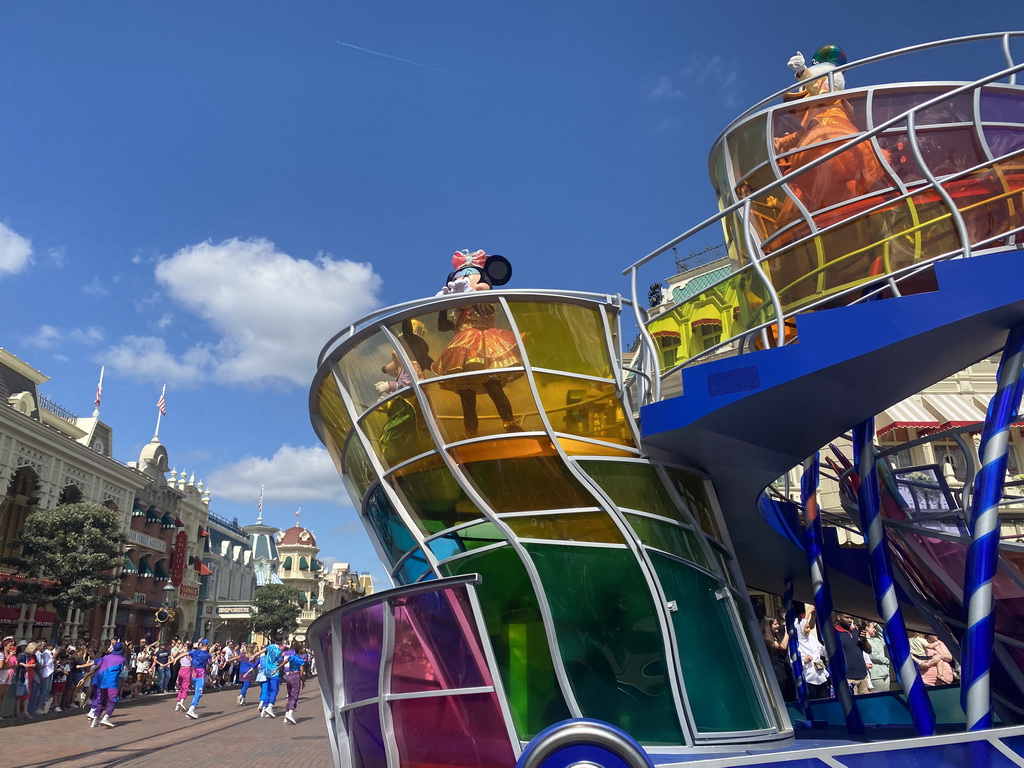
[154, 644, 172, 693]
[835, 614, 869, 694]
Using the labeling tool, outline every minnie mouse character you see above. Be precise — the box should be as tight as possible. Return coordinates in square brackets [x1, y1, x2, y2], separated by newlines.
[433, 250, 522, 437]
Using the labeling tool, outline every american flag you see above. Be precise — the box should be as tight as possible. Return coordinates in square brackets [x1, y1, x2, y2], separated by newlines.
[94, 366, 104, 408]
[157, 386, 167, 416]
[258, 486, 264, 515]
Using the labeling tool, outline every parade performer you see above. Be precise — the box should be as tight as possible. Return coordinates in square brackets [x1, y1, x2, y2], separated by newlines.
[258, 641, 285, 718]
[237, 642, 258, 706]
[433, 249, 523, 437]
[184, 638, 212, 718]
[86, 641, 126, 728]
[282, 641, 307, 724]
[375, 319, 436, 464]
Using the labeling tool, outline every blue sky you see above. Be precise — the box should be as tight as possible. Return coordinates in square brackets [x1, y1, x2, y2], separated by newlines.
[1, 3, 1019, 586]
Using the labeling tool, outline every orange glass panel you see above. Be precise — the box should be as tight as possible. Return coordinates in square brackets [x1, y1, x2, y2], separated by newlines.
[501, 511, 626, 544]
[508, 301, 613, 379]
[533, 373, 634, 449]
[459, 442, 598, 514]
[389, 454, 482, 535]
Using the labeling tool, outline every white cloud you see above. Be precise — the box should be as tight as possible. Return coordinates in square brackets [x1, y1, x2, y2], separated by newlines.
[25, 325, 62, 349]
[102, 336, 214, 387]
[0, 222, 33, 276]
[107, 237, 381, 389]
[647, 74, 683, 101]
[48, 246, 66, 268]
[156, 313, 172, 329]
[69, 327, 104, 345]
[208, 444, 347, 504]
[84, 276, 109, 297]
[25, 324, 104, 352]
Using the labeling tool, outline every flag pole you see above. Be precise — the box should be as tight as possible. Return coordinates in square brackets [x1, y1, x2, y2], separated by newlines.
[154, 384, 166, 438]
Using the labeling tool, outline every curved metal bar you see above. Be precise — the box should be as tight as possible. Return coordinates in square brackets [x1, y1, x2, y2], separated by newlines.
[740, 199, 786, 348]
[1004, 32, 1018, 86]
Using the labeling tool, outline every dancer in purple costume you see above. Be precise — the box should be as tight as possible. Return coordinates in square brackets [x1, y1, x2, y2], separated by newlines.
[86, 642, 126, 728]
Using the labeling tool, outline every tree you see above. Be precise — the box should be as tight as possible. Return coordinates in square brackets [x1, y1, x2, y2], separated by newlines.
[251, 583, 301, 641]
[0, 502, 126, 640]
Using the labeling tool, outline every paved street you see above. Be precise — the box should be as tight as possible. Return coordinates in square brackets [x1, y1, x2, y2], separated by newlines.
[0, 682, 333, 768]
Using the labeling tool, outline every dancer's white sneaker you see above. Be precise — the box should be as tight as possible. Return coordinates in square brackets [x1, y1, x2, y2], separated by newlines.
[186, 705, 198, 719]
[284, 710, 296, 724]
[100, 714, 115, 728]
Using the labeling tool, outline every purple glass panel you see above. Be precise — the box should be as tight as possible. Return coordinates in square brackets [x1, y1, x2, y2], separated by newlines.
[984, 127, 1024, 159]
[873, 88, 973, 126]
[349, 704, 387, 768]
[981, 90, 1024, 124]
[319, 625, 335, 694]
[391, 586, 493, 694]
[392, 692, 516, 768]
[343, 602, 384, 704]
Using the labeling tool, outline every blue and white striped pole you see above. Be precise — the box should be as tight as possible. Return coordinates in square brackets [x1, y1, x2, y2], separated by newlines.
[783, 579, 810, 720]
[801, 452, 864, 734]
[853, 418, 935, 736]
[962, 323, 1024, 730]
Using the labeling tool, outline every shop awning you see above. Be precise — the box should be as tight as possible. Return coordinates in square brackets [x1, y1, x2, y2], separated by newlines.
[650, 329, 681, 339]
[689, 303, 724, 329]
[282, 556, 293, 570]
[924, 393, 988, 430]
[145, 505, 160, 523]
[193, 558, 212, 576]
[973, 394, 1024, 427]
[122, 555, 138, 575]
[137, 554, 154, 578]
[299, 556, 309, 571]
[296, 591, 307, 605]
[0, 607, 57, 627]
[160, 512, 175, 529]
[876, 397, 939, 436]
[255, 569, 283, 586]
[132, 500, 146, 517]
[197, 525, 209, 538]
[154, 559, 170, 582]
[174, 516, 185, 527]
[310, 559, 322, 572]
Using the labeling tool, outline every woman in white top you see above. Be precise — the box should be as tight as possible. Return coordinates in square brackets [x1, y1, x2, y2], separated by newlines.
[171, 643, 193, 711]
[797, 605, 831, 699]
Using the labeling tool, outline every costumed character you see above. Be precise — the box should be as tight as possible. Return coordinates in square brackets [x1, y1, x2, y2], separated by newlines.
[374, 319, 435, 465]
[772, 46, 889, 221]
[433, 249, 523, 437]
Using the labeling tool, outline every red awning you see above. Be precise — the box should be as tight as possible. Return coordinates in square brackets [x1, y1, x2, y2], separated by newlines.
[0, 607, 56, 626]
[174, 517, 185, 527]
[198, 525, 209, 538]
[876, 397, 939, 436]
[691, 317, 723, 328]
[651, 330, 681, 339]
[194, 559, 212, 576]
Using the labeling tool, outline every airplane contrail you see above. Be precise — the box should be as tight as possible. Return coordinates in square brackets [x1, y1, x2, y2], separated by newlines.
[336, 41, 456, 76]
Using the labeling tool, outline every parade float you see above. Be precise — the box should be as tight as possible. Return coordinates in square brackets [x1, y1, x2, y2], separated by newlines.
[308, 33, 1024, 767]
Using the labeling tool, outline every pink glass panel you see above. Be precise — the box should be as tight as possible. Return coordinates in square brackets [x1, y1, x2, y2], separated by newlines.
[391, 586, 493, 694]
[392, 692, 516, 768]
[343, 603, 384, 704]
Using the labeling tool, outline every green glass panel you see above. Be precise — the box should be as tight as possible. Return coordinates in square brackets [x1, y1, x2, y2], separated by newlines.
[525, 543, 683, 745]
[508, 301, 613, 378]
[442, 546, 570, 739]
[461, 448, 598, 514]
[502, 511, 626, 544]
[649, 552, 770, 734]
[578, 461, 685, 524]
[388, 454, 482, 535]
[361, 393, 436, 469]
[427, 521, 505, 561]
[365, 485, 419, 568]
[534, 373, 635, 449]
[625, 514, 708, 569]
[343, 435, 377, 502]
[665, 469, 721, 539]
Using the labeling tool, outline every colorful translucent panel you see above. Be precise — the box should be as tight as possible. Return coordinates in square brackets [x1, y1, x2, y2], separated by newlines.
[391, 693, 517, 768]
[361, 394, 436, 469]
[427, 522, 505, 561]
[422, 375, 538, 442]
[981, 88, 1024, 123]
[649, 552, 769, 733]
[625, 513, 708, 569]
[342, 602, 384, 705]
[365, 485, 419, 569]
[578, 460, 687, 524]
[390, 587, 493, 694]
[343, 435, 377, 502]
[533, 373, 635, 448]
[317, 375, 353, 443]
[318, 625, 335, 694]
[664, 469, 721, 540]
[507, 301, 614, 378]
[525, 543, 684, 745]
[726, 113, 768, 183]
[389, 454, 482, 535]
[348, 704, 387, 768]
[337, 329, 403, 417]
[502, 511, 626, 544]
[460, 446, 599, 514]
[442, 546, 571, 739]
[396, 548, 432, 584]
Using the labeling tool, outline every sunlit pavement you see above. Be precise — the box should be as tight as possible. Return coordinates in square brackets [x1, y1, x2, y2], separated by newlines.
[0, 681, 332, 768]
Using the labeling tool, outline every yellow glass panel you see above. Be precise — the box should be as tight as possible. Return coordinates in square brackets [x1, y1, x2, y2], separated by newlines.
[508, 301, 613, 378]
[501, 511, 626, 544]
[316, 375, 353, 480]
[343, 435, 377, 502]
[361, 394, 436, 469]
[577, 461, 686, 524]
[665, 469, 721, 539]
[389, 454, 482, 535]
[336, 329, 401, 417]
[727, 113, 768, 183]
[556, 437, 636, 458]
[421, 374, 538, 443]
[460, 441, 598, 514]
[532, 373, 634, 449]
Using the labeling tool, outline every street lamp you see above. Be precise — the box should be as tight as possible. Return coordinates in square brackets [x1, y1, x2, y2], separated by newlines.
[156, 583, 176, 647]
